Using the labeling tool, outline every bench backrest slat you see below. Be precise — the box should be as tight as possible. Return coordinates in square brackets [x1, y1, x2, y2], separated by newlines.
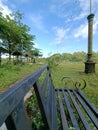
[33, 66, 58, 130]
[33, 80, 50, 129]
[6, 102, 32, 130]
[41, 71, 49, 97]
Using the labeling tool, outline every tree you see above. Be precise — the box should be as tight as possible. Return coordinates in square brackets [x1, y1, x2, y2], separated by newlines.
[72, 52, 86, 62]
[62, 53, 73, 61]
[30, 48, 43, 63]
[0, 11, 35, 63]
[0, 46, 8, 66]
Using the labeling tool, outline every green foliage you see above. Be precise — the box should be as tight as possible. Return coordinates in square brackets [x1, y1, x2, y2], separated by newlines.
[46, 51, 98, 64]
[51, 51, 87, 63]
[30, 48, 43, 63]
[46, 54, 61, 68]
[0, 11, 35, 64]
[26, 92, 45, 130]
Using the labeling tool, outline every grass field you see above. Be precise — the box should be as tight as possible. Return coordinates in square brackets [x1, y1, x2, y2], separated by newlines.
[0, 63, 43, 92]
[0, 61, 98, 109]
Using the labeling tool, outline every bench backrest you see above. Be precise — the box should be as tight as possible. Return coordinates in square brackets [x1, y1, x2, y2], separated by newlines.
[33, 66, 58, 130]
[0, 65, 57, 130]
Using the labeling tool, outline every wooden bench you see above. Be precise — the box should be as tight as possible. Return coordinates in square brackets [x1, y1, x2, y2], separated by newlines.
[0, 65, 98, 130]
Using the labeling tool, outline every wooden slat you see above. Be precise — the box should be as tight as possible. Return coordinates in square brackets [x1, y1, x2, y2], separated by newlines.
[45, 79, 52, 109]
[6, 102, 32, 130]
[62, 89, 80, 130]
[78, 90, 98, 117]
[6, 115, 17, 130]
[33, 81, 50, 130]
[41, 71, 49, 97]
[51, 88, 58, 130]
[73, 90, 98, 128]
[57, 90, 68, 130]
[68, 90, 92, 130]
[45, 78, 53, 130]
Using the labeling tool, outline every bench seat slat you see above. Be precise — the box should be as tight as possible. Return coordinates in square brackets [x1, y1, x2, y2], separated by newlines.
[51, 88, 58, 130]
[68, 90, 92, 130]
[62, 89, 80, 130]
[78, 90, 98, 118]
[73, 90, 98, 128]
[57, 90, 68, 130]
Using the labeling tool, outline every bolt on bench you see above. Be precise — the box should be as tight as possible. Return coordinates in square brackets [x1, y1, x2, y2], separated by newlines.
[0, 65, 98, 130]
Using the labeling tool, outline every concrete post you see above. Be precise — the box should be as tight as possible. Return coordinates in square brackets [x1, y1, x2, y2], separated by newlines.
[85, 14, 95, 73]
[87, 14, 94, 62]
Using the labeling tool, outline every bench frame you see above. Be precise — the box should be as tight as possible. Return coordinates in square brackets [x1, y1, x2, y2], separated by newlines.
[0, 65, 98, 130]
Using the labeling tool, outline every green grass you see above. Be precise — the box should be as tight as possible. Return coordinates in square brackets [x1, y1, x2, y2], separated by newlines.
[0, 63, 44, 92]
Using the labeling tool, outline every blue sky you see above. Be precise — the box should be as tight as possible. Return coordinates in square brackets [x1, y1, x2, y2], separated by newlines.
[0, 0, 98, 57]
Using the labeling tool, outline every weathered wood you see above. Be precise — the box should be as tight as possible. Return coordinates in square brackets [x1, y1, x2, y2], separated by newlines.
[51, 87, 58, 130]
[33, 81, 50, 130]
[57, 89, 68, 130]
[41, 71, 49, 97]
[62, 89, 80, 130]
[68, 89, 92, 130]
[73, 90, 98, 128]
[78, 89, 98, 117]
[6, 101, 32, 130]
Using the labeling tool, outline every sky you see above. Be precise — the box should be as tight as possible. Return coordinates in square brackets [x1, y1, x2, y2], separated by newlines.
[0, 0, 98, 57]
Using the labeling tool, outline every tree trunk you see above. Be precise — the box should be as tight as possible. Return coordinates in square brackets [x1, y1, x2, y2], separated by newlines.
[0, 52, 1, 67]
[8, 41, 11, 64]
[33, 58, 36, 63]
[9, 52, 11, 63]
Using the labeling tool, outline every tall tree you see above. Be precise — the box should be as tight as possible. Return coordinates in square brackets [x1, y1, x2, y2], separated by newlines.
[0, 11, 35, 63]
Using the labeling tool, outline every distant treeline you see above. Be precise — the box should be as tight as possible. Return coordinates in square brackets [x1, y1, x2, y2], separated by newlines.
[47, 51, 98, 63]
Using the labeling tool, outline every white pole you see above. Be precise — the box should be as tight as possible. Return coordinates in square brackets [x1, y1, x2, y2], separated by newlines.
[90, 0, 92, 14]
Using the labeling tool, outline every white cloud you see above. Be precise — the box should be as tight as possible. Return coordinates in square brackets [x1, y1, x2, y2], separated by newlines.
[74, 20, 98, 39]
[72, 0, 89, 21]
[74, 23, 88, 38]
[51, 27, 69, 45]
[73, 0, 98, 39]
[34, 43, 39, 48]
[49, 0, 98, 21]
[49, 0, 69, 18]
[0, 0, 12, 16]
[74, 0, 98, 21]
[31, 14, 48, 33]
[93, 21, 98, 34]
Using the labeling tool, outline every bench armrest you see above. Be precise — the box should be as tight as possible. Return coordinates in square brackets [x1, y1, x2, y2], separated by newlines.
[61, 76, 86, 90]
